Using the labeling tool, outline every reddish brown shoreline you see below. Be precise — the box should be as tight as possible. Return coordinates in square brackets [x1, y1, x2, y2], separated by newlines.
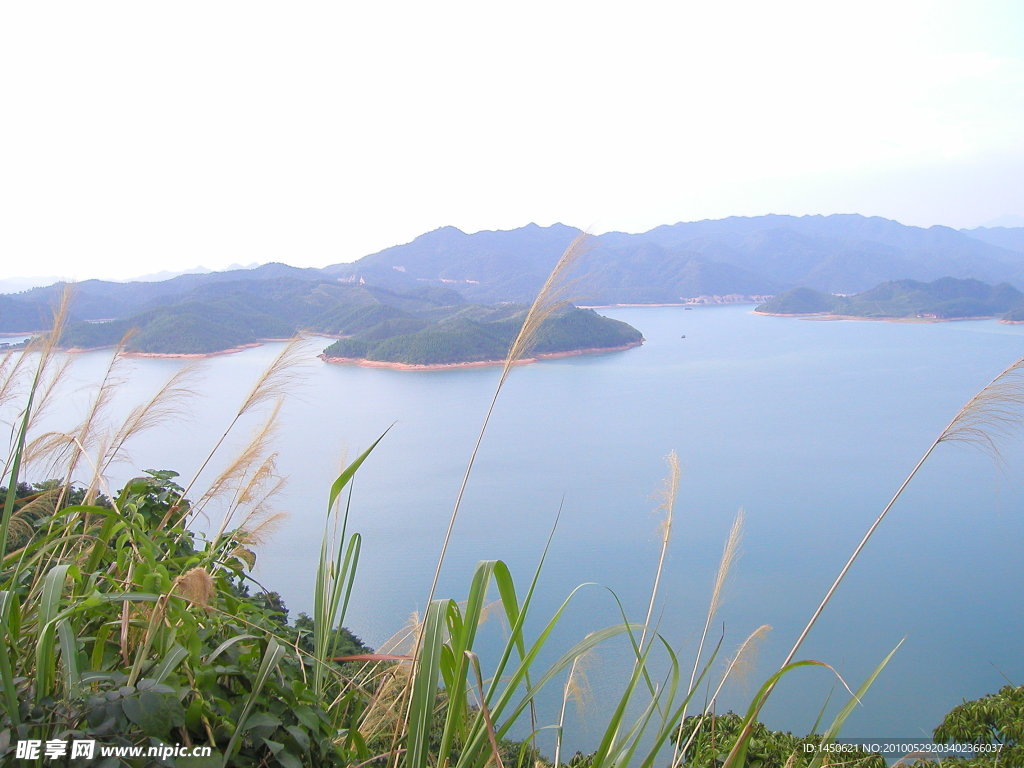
[753, 311, 1001, 323]
[319, 340, 644, 371]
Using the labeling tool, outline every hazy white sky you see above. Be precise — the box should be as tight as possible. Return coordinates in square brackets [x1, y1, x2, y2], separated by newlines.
[1, 1, 1022, 280]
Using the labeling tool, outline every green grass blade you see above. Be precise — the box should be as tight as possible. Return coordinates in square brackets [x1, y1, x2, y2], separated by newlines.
[56, 618, 81, 698]
[327, 429, 389, 514]
[407, 598, 450, 768]
[152, 643, 189, 684]
[0, 592, 21, 724]
[807, 640, 903, 768]
[221, 637, 287, 768]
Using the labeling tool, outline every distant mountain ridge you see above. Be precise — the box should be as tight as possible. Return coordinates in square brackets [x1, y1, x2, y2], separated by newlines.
[323, 214, 1024, 304]
[3, 214, 1024, 354]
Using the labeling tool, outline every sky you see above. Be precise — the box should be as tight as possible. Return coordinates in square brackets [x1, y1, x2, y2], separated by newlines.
[1, 1, 1022, 281]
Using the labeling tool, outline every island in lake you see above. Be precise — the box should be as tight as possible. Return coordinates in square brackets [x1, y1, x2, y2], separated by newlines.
[320, 304, 643, 368]
[755, 277, 1024, 321]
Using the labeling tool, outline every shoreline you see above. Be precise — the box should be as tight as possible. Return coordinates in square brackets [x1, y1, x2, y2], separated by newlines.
[753, 310, 1001, 323]
[319, 340, 644, 371]
[63, 338, 301, 359]
[581, 300, 762, 309]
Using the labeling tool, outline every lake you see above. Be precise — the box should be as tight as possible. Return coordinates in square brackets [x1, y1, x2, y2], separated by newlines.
[14, 304, 1024, 752]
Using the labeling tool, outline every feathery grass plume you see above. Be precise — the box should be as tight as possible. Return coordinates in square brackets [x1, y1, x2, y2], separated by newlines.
[725, 355, 1024, 763]
[639, 450, 680, 657]
[395, 235, 590, 759]
[1, 287, 71, 564]
[229, 510, 286, 568]
[360, 613, 421, 742]
[937, 355, 1024, 459]
[554, 650, 596, 768]
[59, 334, 131, 493]
[23, 355, 73, 437]
[671, 625, 771, 768]
[2, 488, 59, 550]
[173, 566, 215, 609]
[99, 361, 201, 478]
[688, 508, 744, 697]
[175, 335, 308, 506]
[0, 344, 35, 418]
[423, 232, 589, 612]
[193, 398, 282, 533]
[721, 618, 769, 694]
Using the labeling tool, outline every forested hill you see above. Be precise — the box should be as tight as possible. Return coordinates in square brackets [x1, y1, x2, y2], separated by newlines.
[45, 275, 643, 361]
[56, 279, 470, 354]
[756, 277, 1024, 320]
[321, 305, 643, 366]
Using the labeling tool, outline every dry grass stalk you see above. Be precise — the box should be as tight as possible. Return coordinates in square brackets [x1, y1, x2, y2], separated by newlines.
[423, 233, 589, 611]
[687, 508, 745, 697]
[100, 362, 201, 476]
[60, 336, 131, 489]
[554, 650, 595, 768]
[195, 399, 282, 528]
[671, 624, 772, 768]
[399, 235, 590, 757]
[176, 336, 308, 506]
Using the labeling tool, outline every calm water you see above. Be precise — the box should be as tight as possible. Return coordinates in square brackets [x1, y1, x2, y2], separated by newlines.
[14, 306, 1024, 751]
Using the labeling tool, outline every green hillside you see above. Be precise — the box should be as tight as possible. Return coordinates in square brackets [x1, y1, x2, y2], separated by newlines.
[322, 305, 643, 365]
[756, 277, 1024, 320]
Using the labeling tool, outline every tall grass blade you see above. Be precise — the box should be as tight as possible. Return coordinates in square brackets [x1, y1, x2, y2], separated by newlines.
[806, 640, 904, 768]
[221, 637, 287, 768]
[0, 591, 21, 724]
[55, 618, 81, 698]
[407, 598, 449, 768]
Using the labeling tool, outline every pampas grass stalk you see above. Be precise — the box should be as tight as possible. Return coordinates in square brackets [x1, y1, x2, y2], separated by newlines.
[424, 232, 588, 612]
[175, 336, 307, 508]
[687, 508, 744, 699]
[722, 354, 1024, 764]
[1, 289, 71, 564]
[394, 234, 588, 760]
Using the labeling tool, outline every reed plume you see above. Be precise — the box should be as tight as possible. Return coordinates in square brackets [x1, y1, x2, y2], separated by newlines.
[722, 354, 1024, 767]
[688, 508, 744, 698]
[100, 361, 201, 477]
[554, 650, 595, 767]
[173, 566, 215, 609]
[424, 232, 589, 610]
[1, 288, 71, 563]
[671, 624, 772, 768]
[176, 336, 308, 506]
[61, 335, 131, 488]
[194, 398, 282, 533]
[396, 234, 589, 763]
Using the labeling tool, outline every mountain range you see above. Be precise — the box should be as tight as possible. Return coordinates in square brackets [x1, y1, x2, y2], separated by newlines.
[2, 214, 1023, 356]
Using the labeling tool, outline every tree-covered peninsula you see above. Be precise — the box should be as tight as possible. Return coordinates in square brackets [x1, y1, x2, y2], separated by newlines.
[49, 274, 643, 361]
[756, 277, 1024, 320]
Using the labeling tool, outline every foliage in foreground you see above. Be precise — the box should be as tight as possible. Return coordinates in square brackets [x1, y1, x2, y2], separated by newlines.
[4, 254, 1024, 767]
[0, 471, 372, 766]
